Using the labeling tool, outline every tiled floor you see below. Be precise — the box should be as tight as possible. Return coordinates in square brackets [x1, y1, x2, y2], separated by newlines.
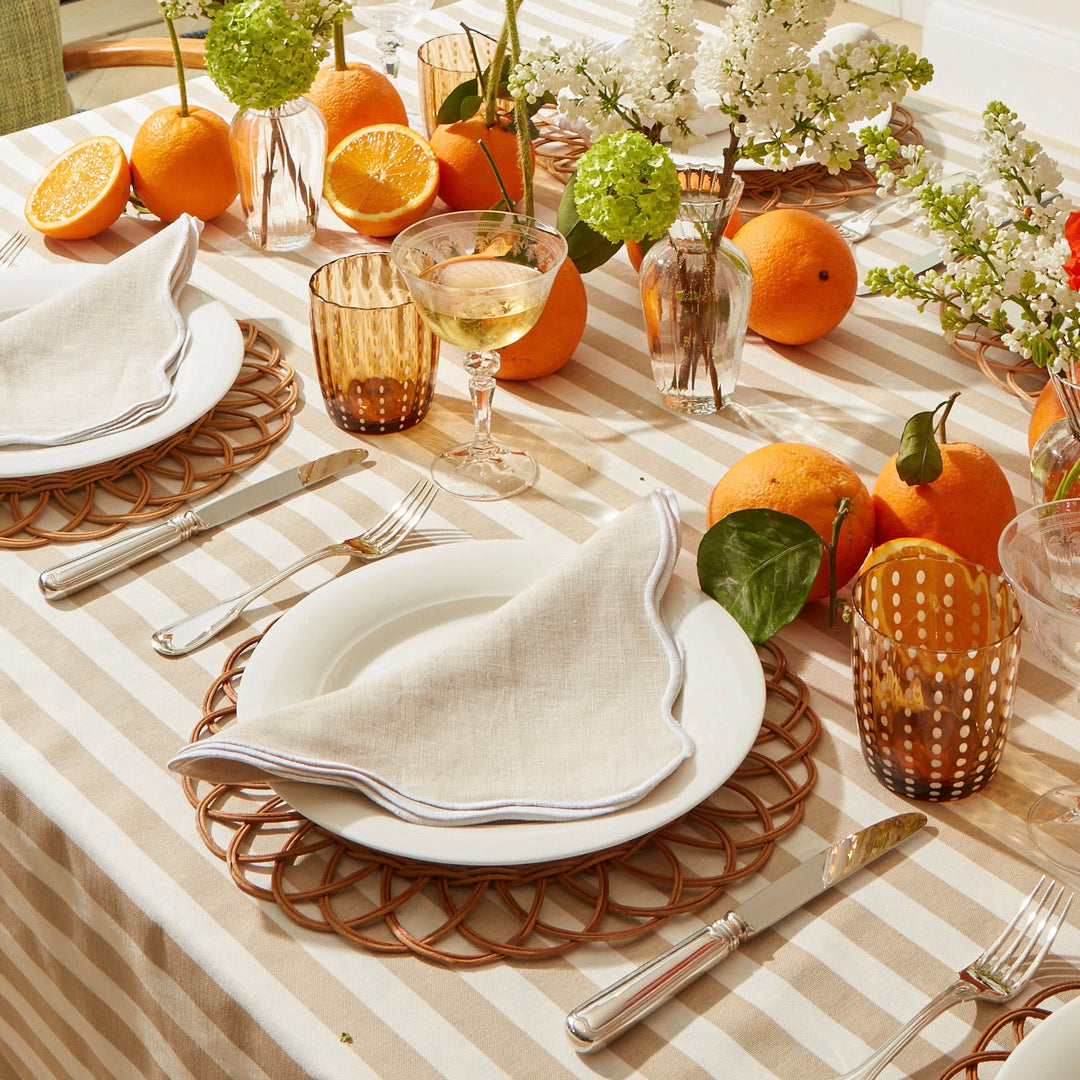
[62, 0, 922, 112]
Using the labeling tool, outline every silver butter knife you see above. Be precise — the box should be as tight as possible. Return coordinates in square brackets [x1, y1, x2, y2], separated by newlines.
[39, 448, 371, 601]
[566, 811, 927, 1052]
[857, 248, 942, 296]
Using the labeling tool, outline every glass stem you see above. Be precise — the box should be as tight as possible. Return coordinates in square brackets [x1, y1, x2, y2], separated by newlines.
[465, 351, 500, 448]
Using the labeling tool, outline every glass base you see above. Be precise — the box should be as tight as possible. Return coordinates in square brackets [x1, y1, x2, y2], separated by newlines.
[658, 388, 727, 416]
[1027, 784, 1080, 872]
[431, 442, 538, 501]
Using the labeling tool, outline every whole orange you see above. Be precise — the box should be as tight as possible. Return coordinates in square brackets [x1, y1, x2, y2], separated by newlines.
[624, 208, 743, 272]
[429, 116, 529, 211]
[1028, 379, 1067, 452]
[130, 106, 237, 223]
[707, 443, 875, 602]
[732, 209, 858, 345]
[496, 260, 588, 380]
[872, 442, 1016, 573]
[24, 135, 131, 240]
[305, 63, 407, 156]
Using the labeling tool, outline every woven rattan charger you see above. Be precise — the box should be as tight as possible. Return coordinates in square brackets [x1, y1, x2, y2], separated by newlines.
[938, 980, 1080, 1078]
[183, 637, 820, 966]
[0, 322, 297, 548]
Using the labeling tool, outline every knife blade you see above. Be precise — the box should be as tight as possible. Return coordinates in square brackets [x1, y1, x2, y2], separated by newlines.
[38, 448, 371, 601]
[565, 811, 927, 1052]
[857, 248, 943, 296]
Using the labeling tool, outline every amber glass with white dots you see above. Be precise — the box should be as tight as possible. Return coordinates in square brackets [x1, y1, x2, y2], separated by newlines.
[850, 553, 1022, 802]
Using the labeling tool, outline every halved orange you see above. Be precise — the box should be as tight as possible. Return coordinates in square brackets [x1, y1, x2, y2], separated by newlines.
[323, 123, 439, 238]
[24, 135, 131, 240]
[859, 536, 962, 574]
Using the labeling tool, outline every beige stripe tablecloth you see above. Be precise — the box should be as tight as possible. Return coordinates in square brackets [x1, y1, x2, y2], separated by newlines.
[1, 2, 1079, 1078]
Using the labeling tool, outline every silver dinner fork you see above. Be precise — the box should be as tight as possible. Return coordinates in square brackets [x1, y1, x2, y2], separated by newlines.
[833, 193, 912, 243]
[836, 876, 1072, 1080]
[151, 478, 438, 657]
[0, 231, 28, 268]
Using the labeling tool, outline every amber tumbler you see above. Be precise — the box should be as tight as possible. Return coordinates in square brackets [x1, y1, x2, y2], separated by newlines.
[416, 32, 502, 136]
[309, 253, 439, 435]
[850, 553, 1022, 802]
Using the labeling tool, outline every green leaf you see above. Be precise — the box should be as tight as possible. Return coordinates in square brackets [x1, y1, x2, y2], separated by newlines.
[557, 177, 621, 273]
[895, 409, 943, 484]
[697, 509, 822, 644]
[436, 79, 483, 125]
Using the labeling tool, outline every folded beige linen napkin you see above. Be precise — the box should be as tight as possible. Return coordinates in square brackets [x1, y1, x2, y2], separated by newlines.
[0, 214, 200, 446]
[169, 489, 696, 826]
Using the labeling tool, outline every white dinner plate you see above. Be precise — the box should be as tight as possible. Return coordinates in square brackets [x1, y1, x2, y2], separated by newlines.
[237, 540, 767, 866]
[997, 994, 1080, 1080]
[0, 264, 243, 479]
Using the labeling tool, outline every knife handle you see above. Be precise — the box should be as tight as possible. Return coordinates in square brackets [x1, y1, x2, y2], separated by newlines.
[566, 911, 751, 1052]
[39, 511, 203, 601]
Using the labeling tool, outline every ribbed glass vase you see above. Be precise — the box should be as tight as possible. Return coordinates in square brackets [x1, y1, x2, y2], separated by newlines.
[638, 170, 751, 415]
[230, 96, 326, 253]
[1031, 361, 1080, 503]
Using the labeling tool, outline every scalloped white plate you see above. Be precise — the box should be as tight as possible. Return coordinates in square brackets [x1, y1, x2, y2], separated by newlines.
[997, 994, 1080, 1080]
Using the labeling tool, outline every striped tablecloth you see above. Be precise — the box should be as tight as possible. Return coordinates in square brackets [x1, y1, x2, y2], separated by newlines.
[1, 2, 1079, 1077]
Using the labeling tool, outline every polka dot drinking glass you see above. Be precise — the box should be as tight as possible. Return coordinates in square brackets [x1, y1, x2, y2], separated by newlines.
[850, 552, 1022, 802]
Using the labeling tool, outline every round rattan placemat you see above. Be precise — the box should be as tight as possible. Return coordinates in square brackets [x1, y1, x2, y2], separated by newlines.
[533, 104, 922, 212]
[181, 637, 821, 966]
[938, 981, 1080, 1078]
[0, 323, 297, 549]
[949, 327, 1047, 405]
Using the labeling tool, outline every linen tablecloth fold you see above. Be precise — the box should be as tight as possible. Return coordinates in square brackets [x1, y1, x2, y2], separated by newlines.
[0, 214, 199, 446]
[168, 489, 696, 825]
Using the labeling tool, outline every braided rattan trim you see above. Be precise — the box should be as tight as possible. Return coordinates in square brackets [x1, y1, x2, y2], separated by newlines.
[949, 326, 1048, 404]
[533, 104, 921, 213]
[182, 637, 821, 966]
[938, 981, 1080, 1078]
[0, 323, 297, 548]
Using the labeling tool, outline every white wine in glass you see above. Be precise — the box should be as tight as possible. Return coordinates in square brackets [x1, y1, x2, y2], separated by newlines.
[391, 211, 567, 501]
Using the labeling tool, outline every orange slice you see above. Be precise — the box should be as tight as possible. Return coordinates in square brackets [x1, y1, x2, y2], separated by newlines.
[859, 536, 962, 574]
[323, 123, 439, 238]
[24, 135, 131, 240]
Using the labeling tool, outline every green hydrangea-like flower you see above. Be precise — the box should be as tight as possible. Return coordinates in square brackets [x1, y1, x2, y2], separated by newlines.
[205, 0, 321, 111]
[573, 131, 680, 244]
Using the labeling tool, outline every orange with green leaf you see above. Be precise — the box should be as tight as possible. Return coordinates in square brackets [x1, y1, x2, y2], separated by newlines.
[871, 392, 1016, 573]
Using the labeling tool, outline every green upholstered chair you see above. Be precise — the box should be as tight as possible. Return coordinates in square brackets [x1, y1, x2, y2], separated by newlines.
[1, 0, 74, 135]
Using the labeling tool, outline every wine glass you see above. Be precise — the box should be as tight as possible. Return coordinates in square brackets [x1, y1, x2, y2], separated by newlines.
[998, 498, 1080, 871]
[352, 0, 436, 77]
[390, 211, 567, 501]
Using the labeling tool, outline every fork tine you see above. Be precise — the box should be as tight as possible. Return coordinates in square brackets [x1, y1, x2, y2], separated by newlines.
[1003, 885, 1072, 983]
[365, 480, 436, 548]
[378, 481, 438, 549]
[0, 232, 28, 267]
[975, 874, 1048, 964]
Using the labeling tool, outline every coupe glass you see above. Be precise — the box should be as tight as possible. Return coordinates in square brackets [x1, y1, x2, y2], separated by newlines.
[353, 0, 436, 77]
[998, 499, 1080, 870]
[391, 211, 567, 501]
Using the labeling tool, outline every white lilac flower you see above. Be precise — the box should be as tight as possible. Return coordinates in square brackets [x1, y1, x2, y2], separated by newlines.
[863, 102, 1080, 369]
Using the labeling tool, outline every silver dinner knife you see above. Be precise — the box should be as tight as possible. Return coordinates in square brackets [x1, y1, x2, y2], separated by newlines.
[38, 448, 371, 601]
[856, 248, 942, 295]
[565, 811, 927, 1052]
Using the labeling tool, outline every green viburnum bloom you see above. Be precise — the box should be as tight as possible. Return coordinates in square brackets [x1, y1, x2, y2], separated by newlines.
[573, 131, 680, 244]
[205, 0, 322, 111]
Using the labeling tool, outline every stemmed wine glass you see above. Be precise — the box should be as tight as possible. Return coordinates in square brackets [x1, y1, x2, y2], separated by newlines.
[998, 498, 1080, 871]
[390, 211, 567, 501]
[352, 0, 436, 77]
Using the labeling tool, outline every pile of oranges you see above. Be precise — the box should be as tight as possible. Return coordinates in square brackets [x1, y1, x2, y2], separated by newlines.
[706, 421, 1018, 615]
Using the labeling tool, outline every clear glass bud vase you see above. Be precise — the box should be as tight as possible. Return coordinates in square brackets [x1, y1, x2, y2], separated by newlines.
[1031, 362, 1080, 503]
[230, 97, 327, 253]
[639, 170, 751, 415]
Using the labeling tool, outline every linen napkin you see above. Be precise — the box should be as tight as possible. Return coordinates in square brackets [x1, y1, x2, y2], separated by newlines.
[0, 214, 200, 447]
[168, 489, 696, 826]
